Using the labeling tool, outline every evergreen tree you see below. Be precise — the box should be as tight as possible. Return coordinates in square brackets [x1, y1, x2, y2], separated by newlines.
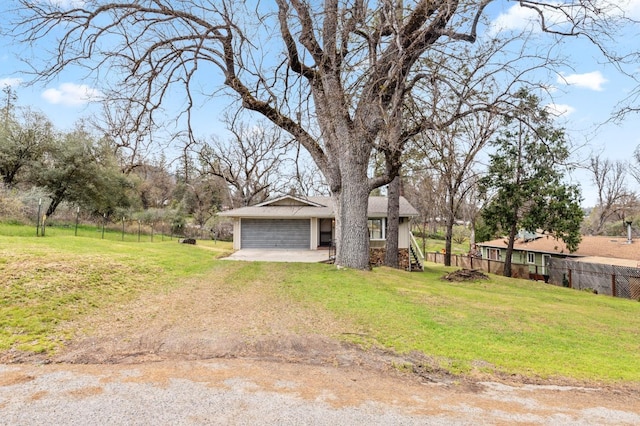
[479, 90, 583, 277]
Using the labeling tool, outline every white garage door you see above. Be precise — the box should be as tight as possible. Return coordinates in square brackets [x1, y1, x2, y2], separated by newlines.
[240, 219, 310, 249]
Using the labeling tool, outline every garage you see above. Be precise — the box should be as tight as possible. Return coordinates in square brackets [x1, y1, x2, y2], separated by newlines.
[240, 219, 311, 249]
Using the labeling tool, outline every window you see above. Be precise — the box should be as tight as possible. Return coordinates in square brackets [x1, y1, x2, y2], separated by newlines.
[368, 218, 385, 240]
[527, 252, 535, 264]
[487, 248, 501, 260]
[542, 255, 550, 275]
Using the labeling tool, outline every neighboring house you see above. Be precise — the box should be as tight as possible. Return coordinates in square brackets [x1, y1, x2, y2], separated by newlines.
[477, 233, 640, 276]
[218, 195, 418, 251]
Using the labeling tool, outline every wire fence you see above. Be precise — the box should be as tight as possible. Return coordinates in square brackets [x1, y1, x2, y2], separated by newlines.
[30, 216, 220, 243]
[548, 258, 640, 299]
[425, 252, 640, 301]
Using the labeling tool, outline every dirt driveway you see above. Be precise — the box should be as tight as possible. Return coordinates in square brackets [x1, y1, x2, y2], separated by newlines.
[2, 260, 639, 424]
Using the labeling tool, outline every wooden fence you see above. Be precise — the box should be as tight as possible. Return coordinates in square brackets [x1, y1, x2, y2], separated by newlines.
[424, 252, 531, 279]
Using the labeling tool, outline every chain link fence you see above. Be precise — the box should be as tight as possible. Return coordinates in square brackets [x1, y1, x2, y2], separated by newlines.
[548, 258, 640, 300]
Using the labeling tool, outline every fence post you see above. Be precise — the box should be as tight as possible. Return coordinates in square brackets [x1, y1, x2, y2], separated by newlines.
[75, 206, 80, 236]
[36, 198, 41, 236]
[611, 274, 616, 297]
[568, 269, 572, 288]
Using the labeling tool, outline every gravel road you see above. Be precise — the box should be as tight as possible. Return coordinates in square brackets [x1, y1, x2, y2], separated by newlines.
[2, 359, 640, 425]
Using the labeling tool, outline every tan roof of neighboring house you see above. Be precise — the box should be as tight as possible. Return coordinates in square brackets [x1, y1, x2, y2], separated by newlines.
[478, 235, 640, 262]
[219, 195, 419, 219]
[573, 256, 640, 268]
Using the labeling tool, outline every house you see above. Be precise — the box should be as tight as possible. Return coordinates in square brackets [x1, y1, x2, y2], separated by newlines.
[477, 233, 640, 277]
[218, 195, 419, 252]
[473, 233, 640, 298]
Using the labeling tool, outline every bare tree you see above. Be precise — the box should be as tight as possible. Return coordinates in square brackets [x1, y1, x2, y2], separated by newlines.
[288, 142, 330, 198]
[134, 154, 175, 210]
[384, 175, 402, 267]
[587, 154, 632, 234]
[0, 104, 54, 187]
[414, 110, 498, 266]
[404, 169, 448, 250]
[91, 99, 156, 175]
[630, 146, 640, 186]
[197, 117, 291, 208]
[180, 175, 227, 228]
[9, 1, 635, 269]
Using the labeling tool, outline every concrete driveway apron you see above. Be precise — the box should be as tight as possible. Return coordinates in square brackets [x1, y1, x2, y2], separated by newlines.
[222, 249, 332, 263]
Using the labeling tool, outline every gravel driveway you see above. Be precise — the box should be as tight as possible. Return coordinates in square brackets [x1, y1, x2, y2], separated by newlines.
[2, 359, 640, 425]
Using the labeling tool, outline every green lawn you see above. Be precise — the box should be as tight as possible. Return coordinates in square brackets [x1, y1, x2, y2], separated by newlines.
[279, 263, 640, 381]
[415, 237, 469, 255]
[2, 223, 639, 384]
[0, 226, 232, 353]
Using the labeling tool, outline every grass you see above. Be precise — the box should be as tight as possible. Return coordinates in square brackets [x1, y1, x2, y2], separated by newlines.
[274, 263, 640, 383]
[0, 225, 232, 353]
[415, 237, 469, 254]
[2, 222, 640, 384]
[0, 221, 193, 243]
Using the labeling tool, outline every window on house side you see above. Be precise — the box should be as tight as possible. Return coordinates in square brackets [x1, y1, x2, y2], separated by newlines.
[488, 248, 501, 260]
[368, 218, 385, 240]
[527, 252, 535, 264]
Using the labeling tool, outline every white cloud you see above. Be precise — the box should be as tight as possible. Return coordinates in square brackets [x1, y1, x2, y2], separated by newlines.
[46, 0, 85, 8]
[557, 71, 608, 91]
[0, 77, 23, 87]
[488, 5, 540, 36]
[545, 103, 575, 117]
[608, 0, 640, 19]
[41, 82, 102, 106]
[488, 2, 640, 36]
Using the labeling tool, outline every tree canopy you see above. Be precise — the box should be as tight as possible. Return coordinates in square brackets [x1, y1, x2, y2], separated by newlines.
[6, 1, 637, 268]
[480, 90, 583, 277]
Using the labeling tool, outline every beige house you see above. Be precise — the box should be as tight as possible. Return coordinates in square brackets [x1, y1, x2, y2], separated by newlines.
[219, 195, 418, 251]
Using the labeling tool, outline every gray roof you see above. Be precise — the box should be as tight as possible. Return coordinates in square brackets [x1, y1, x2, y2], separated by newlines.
[219, 195, 418, 219]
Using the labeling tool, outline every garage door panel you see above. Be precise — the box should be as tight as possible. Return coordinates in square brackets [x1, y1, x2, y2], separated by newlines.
[241, 219, 310, 249]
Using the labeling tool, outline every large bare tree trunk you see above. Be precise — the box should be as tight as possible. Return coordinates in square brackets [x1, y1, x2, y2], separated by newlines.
[336, 185, 371, 270]
[384, 176, 400, 268]
[334, 154, 372, 270]
[444, 210, 454, 267]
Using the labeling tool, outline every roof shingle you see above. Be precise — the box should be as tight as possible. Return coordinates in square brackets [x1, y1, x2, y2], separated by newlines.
[219, 195, 418, 218]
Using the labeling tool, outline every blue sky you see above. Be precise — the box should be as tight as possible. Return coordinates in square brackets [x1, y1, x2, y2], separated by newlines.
[1, 1, 640, 207]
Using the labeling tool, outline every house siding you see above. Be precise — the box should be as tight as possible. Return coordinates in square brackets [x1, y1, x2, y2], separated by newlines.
[310, 218, 319, 248]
